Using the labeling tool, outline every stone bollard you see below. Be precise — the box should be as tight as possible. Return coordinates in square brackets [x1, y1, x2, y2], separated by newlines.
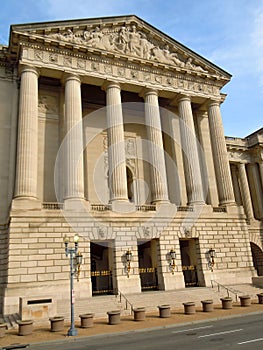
[220, 297, 233, 309]
[0, 323, 7, 338]
[239, 295, 251, 307]
[158, 305, 171, 318]
[49, 316, 64, 332]
[133, 307, 146, 321]
[17, 320, 34, 336]
[107, 310, 121, 325]
[201, 300, 214, 312]
[79, 313, 94, 328]
[257, 293, 263, 304]
[183, 302, 195, 315]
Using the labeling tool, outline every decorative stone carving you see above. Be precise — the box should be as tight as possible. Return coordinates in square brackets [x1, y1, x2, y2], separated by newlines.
[44, 24, 209, 72]
[38, 95, 58, 114]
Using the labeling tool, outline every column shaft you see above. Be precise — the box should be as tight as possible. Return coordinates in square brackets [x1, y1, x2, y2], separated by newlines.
[14, 66, 39, 199]
[208, 100, 235, 206]
[238, 163, 254, 220]
[105, 82, 128, 202]
[196, 112, 219, 206]
[178, 96, 204, 205]
[64, 74, 84, 200]
[144, 90, 169, 203]
[259, 162, 263, 192]
[247, 163, 263, 219]
[231, 164, 242, 205]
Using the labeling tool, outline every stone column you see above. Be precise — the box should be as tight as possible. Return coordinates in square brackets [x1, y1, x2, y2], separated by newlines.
[230, 164, 242, 205]
[105, 82, 129, 205]
[247, 163, 263, 219]
[196, 111, 219, 206]
[237, 163, 254, 220]
[143, 89, 169, 204]
[259, 162, 263, 191]
[178, 95, 204, 205]
[13, 65, 40, 209]
[64, 74, 85, 206]
[207, 100, 235, 206]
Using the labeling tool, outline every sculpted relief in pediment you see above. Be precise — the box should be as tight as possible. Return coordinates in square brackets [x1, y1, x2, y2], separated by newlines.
[44, 24, 208, 73]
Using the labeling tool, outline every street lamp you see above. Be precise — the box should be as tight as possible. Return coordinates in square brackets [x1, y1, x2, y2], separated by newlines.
[63, 233, 83, 336]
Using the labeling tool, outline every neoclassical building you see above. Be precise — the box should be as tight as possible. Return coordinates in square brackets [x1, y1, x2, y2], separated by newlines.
[0, 15, 262, 316]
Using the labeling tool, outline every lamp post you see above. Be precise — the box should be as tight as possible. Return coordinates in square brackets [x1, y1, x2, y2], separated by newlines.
[63, 234, 83, 336]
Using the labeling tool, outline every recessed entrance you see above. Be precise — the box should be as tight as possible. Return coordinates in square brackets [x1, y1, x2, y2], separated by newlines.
[179, 239, 199, 287]
[90, 241, 114, 296]
[250, 242, 263, 276]
[138, 239, 159, 291]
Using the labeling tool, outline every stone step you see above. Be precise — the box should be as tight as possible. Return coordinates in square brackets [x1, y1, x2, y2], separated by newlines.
[0, 313, 20, 329]
[54, 284, 263, 322]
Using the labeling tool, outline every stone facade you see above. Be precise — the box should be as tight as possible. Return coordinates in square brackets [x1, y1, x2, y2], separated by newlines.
[0, 15, 262, 316]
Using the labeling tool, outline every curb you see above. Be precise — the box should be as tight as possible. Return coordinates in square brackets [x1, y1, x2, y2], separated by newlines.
[23, 310, 263, 348]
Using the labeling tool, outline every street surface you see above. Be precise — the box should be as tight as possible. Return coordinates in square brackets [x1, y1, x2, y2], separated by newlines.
[28, 313, 263, 350]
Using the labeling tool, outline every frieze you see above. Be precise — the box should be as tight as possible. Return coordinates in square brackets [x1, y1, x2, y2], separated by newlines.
[21, 45, 220, 98]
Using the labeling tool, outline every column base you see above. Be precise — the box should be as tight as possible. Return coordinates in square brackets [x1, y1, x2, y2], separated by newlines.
[11, 197, 41, 210]
[111, 200, 135, 214]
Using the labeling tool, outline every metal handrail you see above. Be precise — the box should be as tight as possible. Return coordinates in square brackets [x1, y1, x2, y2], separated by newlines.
[211, 280, 239, 302]
[116, 290, 133, 314]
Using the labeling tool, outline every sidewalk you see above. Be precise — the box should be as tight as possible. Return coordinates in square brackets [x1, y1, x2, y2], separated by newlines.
[1, 301, 263, 348]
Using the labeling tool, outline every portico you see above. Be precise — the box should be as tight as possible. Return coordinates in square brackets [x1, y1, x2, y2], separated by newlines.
[0, 15, 262, 317]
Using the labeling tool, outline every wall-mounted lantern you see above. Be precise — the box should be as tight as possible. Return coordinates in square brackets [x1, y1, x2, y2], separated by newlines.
[126, 249, 132, 278]
[169, 248, 176, 274]
[208, 248, 216, 272]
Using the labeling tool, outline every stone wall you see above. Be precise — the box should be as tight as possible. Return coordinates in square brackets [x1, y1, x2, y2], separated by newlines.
[4, 205, 255, 314]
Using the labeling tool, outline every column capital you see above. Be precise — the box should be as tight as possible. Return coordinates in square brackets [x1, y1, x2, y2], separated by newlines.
[139, 87, 158, 99]
[101, 80, 121, 91]
[64, 73, 81, 84]
[176, 94, 192, 104]
[19, 64, 39, 78]
[207, 98, 221, 108]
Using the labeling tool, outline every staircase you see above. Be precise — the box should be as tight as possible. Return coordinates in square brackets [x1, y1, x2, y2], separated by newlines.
[0, 313, 20, 329]
[56, 283, 263, 322]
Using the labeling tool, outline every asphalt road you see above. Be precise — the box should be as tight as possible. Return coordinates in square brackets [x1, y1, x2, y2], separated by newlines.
[25, 313, 263, 350]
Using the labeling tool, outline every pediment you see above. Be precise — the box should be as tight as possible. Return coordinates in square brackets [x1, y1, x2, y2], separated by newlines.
[10, 15, 231, 83]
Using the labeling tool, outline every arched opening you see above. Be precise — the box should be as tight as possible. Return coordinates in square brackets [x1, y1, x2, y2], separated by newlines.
[126, 167, 134, 202]
[250, 242, 263, 276]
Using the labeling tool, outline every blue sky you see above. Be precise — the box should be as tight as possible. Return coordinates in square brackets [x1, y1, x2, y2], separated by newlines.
[1, 0, 262, 137]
